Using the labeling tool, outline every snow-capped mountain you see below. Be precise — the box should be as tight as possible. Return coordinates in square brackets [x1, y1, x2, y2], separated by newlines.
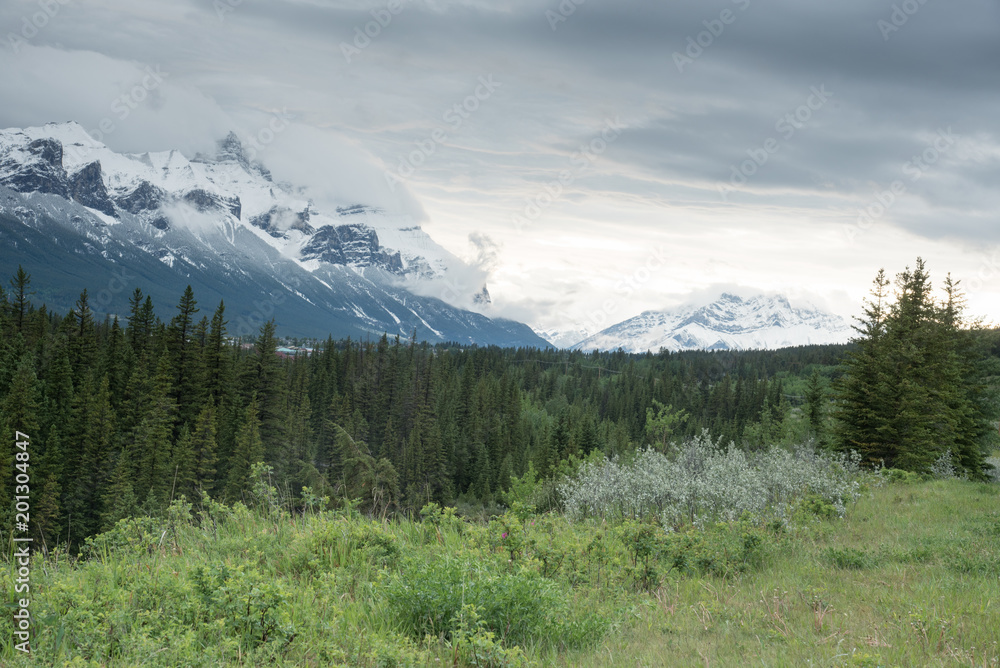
[532, 326, 592, 350]
[0, 121, 548, 346]
[571, 293, 853, 353]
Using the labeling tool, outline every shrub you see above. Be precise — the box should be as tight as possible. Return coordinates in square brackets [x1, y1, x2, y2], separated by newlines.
[193, 563, 295, 648]
[930, 449, 958, 480]
[383, 556, 554, 645]
[82, 516, 166, 558]
[448, 605, 529, 668]
[289, 515, 399, 575]
[984, 456, 1000, 484]
[560, 431, 862, 528]
[661, 522, 768, 578]
[883, 468, 922, 485]
[382, 555, 604, 649]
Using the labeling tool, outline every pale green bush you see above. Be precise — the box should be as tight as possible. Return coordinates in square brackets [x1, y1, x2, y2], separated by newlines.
[560, 431, 862, 527]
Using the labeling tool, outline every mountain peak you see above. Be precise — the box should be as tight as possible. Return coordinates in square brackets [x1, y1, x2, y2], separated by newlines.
[26, 121, 105, 150]
[571, 292, 852, 352]
[216, 131, 250, 165]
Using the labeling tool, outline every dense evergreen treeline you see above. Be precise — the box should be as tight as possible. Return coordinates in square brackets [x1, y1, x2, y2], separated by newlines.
[834, 259, 1000, 475]
[1, 260, 996, 550]
[0, 269, 850, 549]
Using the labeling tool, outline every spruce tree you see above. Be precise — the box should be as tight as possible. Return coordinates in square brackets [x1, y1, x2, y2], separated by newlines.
[835, 260, 997, 474]
[205, 300, 228, 401]
[834, 269, 893, 465]
[225, 394, 264, 502]
[167, 286, 203, 427]
[0, 355, 43, 529]
[32, 425, 63, 547]
[67, 290, 97, 387]
[101, 445, 138, 530]
[245, 319, 285, 464]
[189, 401, 219, 496]
[8, 265, 33, 336]
[803, 369, 827, 446]
[170, 425, 195, 502]
[66, 375, 117, 544]
[133, 353, 178, 507]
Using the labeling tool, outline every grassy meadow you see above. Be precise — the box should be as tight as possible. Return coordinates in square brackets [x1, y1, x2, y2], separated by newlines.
[3, 467, 999, 667]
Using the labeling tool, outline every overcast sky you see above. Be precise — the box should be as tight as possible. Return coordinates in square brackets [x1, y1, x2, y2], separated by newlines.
[2, 0, 999, 338]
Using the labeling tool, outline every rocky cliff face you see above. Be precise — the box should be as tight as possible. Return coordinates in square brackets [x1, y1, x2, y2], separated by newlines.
[69, 161, 117, 217]
[0, 137, 71, 198]
[301, 224, 403, 271]
[116, 181, 165, 215]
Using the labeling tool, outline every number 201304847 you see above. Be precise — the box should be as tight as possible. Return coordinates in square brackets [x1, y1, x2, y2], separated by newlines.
[15, 432, 30, 524]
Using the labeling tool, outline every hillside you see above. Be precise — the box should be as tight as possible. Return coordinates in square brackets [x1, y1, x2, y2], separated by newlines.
[2, 473, 998, 666]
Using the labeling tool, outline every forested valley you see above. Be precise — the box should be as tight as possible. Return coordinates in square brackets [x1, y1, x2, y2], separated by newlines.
[1, 260, 998, 551]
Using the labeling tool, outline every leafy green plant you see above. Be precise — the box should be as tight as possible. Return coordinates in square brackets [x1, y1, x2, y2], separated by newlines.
[824, 547, 874, 570]
[289, 515, 399, 575]
[195, 564, 295, 649]
[500, 463, 541, 511]
[616, 520, 665, 591]
[882, 468, 923, 484]
[796, 493, 839, 520]
[382, 555, 605, 650]
[447, 605, 528, 668]
[660, 521, 768, 578]
[82, 516, 166, 558]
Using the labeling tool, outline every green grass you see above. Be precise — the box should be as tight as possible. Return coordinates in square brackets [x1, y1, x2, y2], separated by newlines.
[560, 479, 1000, 667]
[3, 479, 999, 666]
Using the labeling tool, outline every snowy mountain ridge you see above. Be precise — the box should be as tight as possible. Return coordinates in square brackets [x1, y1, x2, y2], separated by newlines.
[0, 121, 471, 289]
[571, 293, 853, 353]
[0, 122, 546, 346]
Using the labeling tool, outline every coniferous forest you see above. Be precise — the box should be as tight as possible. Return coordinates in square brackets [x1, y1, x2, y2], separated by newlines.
[3, 261, 1000, 666]
[1, 259, 997, 551]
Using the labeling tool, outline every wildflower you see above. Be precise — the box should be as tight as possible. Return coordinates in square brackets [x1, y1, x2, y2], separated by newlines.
[501, 532, 508, 539]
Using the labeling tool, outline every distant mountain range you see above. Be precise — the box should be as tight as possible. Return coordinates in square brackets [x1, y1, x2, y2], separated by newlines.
[570, 293, 854, 353]
[0, 122, 549, 346]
